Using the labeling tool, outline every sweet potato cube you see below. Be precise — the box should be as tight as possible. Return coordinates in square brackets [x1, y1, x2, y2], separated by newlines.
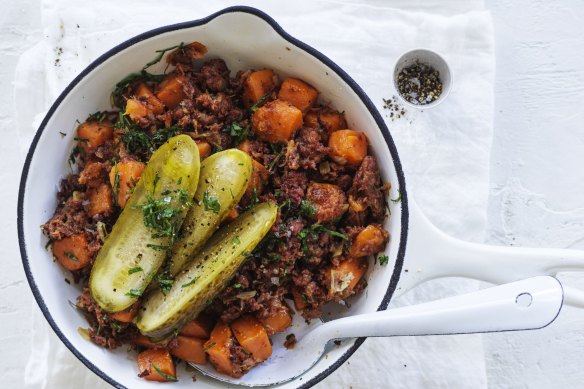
[252, 99, 303, 144]
[245, 159, 269, 197]
[134, 82, 164, 114]
[259, 309, 292, 335]
[124, 99, 151, 122]
[77, 119, 113, 153]
[180, 315, 213, 339]
[109, 301, 140, 323]
[170, 336, 207, 364]
[349, 224, 390, 258]
[319, 110, 347, 134]
[87, 182, 113, 217]
[328, 130, 368, 166]
[109, 160, 145, 208]
[205, 321, 241, 378]
[155, 74, 187, 109]
[137, 349, 176, 382]
[278, 78, 319, 113]
[291, 288, 307, 311]
[52, 233, 92, 271]
[304, 111, 319, 128]
[195, 141, 212, 159]
[243, 69, 277, 107]
[326, 257, 367, 297]
[231, 316, 272, 362]
[133, 334, 166, 349]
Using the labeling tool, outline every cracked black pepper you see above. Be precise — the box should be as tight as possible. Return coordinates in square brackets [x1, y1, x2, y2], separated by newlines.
[397, 61, 442, 105]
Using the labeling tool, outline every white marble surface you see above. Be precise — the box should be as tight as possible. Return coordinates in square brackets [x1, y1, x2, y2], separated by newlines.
[2, 0, 584, 388]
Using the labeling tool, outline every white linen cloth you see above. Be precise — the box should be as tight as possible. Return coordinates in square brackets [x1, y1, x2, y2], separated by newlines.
[14, 0, 494, 387]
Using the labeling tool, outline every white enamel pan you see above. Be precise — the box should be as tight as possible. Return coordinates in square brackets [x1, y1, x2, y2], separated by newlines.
[17, 6, 584, 389]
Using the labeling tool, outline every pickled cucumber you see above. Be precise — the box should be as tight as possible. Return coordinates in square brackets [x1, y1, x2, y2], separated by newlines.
[169, 149, 252, 276]
[89, 135, 200, 312]
[137, 202, 278, 338]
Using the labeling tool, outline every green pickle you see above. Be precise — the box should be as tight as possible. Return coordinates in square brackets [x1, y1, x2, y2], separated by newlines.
[169, 149, 252, 276]
[137, 202, 278, 338]
[89, 135, 200, 312]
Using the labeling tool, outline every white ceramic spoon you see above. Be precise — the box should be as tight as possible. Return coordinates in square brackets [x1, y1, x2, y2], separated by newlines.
[193, 276, 563, 387]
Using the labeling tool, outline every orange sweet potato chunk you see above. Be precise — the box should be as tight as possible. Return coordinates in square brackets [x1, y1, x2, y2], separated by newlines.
[259, 309, 292, 336]
[155, 74, 187, 109]
[243, 69, 277, 107]
[109, 160, 145, 208]
[109, 301, 140, 323]
[52, 233, 92, 271]
[134, 82, 164, 114]
[326, 257, 367, 298]
[205, 321, 243, 378]
[180, 315, 214, 339]
[230, 316, 272, 362]
[170, 336, 207, 365]
[349, 224, 389, 258]
[195, 141, 212, 159]
[137, 349, 176, 382]
[319, 110, 347, 134]
[252, 99, 303, 144]
[245, 159, 269, 197]
[277, 78, 319, 113]
[87, 182, 113, 217]
[77, 119, 114, 153]
[328, 130, 368, 166]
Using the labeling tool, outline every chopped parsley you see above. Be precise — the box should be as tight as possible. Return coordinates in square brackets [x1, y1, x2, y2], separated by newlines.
[251, 91, 271, 112]
[181, 277, 199, 288]
[227, 122, 250, 144]
[233, 283, 242, 289]
[64, 252, 78, 261]
[74, 137, 89, 143]
[232, 236, 241, 245]
[203, 342, 216, 351]
[128, 266, 143, 275]
[125, 288, 142, 298]
[111, 71, 166, 109]
[112, 166, 120, 205]
[157, 274, 174, 295]
[151, 363, 178, 382]
[142, 42, 184, 71]
[378, 255, 389, 266]
[391, 191, 402, 203]
[202, 191, 221, 214]
[300, 200, 317, 217]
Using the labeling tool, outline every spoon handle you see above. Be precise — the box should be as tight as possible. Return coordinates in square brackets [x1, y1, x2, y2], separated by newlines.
[313, 276, 563, 341]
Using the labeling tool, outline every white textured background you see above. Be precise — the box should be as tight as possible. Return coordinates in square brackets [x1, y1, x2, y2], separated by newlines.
[2, 0, 584, 388]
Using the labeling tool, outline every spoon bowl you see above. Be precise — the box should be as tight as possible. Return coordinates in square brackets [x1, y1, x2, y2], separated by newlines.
[192, 276, 563, 387]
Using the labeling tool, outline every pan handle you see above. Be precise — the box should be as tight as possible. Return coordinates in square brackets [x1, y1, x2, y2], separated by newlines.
[308, 276, 563, 341]
[396, 200, 584, 305]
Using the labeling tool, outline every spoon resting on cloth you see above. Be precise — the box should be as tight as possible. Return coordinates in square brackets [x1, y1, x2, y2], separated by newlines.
[193, 276, 563, 387]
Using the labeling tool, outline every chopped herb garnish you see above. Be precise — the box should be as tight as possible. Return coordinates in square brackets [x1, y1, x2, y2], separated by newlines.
[44, 239, 53, 250]
[300, 200, 316, 217]
[203, 342, 216, 351]
[245, 187, 259, 211]
[232, 236, 241, 245]
[227, 122, 250, 144]
[74, 137, 89, 143]
[152, 126, 181, 148]
[59, 131, 66, 137]
[112, 166, 120, 205]
[111, 71, 166, 109]
[151, 363, 178, 382]
[251, 91, 271, 112]
[203, 191, 221, 214]
[378, 255, 389, 266]
[125, 288, 142, 298]
[87, 111, 106, 123]
[391, 191, 402, 203]
[153, 173, 160, 193]
[233, 283, 242, 289]
[157, 274, 174, 295]
[181, 277, 199, 288]
[64, 251, 78, 261]
[142, 43, 184, 71]
[128, 266, 143, 275]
